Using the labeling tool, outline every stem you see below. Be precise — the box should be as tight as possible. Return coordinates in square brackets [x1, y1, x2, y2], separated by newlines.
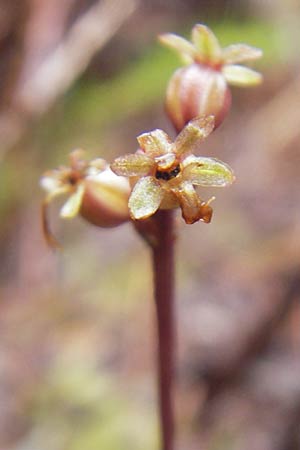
[152, 209, 176, 450]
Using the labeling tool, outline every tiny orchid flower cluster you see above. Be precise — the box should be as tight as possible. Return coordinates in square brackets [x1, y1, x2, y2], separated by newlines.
[40, 23, 263, 246]
[159, 24, 263, 130]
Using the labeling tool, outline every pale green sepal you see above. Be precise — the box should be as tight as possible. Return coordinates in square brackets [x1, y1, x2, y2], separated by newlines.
[111, 153, 154, 177]
[158, 33, 196, 64]
[174, 116, 215, 157]
[129, 176, 163, 220]
[222, 64, 263, 86]
[222, 44, 263, 65]
[137, 130, 172, 157]
[60, 184, 85, 219]
[183, 157, 235, 187]
[191, 24, 222, 63]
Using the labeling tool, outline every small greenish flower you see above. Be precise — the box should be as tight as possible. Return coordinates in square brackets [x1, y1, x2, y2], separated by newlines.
[40, 150, 130, 248]
[111, 116, 235, 224]
[160, 23, 263, 85]
[159, 24, 263, 130]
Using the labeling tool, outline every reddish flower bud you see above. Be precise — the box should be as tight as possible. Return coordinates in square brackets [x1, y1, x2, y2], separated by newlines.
[159, 24, 263, 131]
[79, 170, 130, 228]
[165, 63, 231, 131]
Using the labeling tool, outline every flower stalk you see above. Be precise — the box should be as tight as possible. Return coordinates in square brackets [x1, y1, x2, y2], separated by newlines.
[151, 209, 176, 450]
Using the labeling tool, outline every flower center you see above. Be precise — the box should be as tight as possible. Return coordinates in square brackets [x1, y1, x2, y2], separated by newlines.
[67, 170, 82, 186]
[155, 164, 180, 181]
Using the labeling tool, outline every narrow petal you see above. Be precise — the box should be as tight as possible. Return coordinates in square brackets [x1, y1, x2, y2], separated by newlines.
[173, 182, 202, 224]
[222, 44, 263, 64]
[111, 153, 154, 177]
[60, 183, 85, 219]
[183, 156, 235, 186]
[222, 64, 263, 86]
[174, 116, 215, 157]
[40, 183, 70, 203]
[191, 24, 222, 63]
[158, 33, 197, 64]
[41, 198, 62, 250]
[69, 149, 86, 168]
[129, 176, 163, 220]
[137, 130, 172, 157]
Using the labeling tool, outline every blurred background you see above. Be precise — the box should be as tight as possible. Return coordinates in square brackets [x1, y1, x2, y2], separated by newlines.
[1, 0, 300, 449]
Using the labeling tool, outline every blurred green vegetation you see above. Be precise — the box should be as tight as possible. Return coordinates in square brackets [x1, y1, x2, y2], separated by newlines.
[28, 367, 157, 450]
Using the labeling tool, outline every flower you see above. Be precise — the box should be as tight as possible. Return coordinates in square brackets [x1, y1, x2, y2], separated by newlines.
[159, 23, 263, 130]
[40, 150, 130, 248]
[111, 116, 234, 224]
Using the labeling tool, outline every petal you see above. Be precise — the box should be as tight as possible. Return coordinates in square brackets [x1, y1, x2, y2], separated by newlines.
[174, 116, 215, 157]
[60, 183, 85, 219]
[41, 184, 70, 203]
[111, 153, 155, 177]
[158, 33, 197, 64]
[198, 200, 214, 224]
[191, 24, 222, 63]
[173, 182, 202, 224]
[69, 149, 87, 170]
[40, 175, 61, 193]
[222, 64, 263, 87]
[183, 157, 235, 186]
[129, 176, 163, 220]
[155, 153, 176, 170]
[41, 200, 62, 250]
[222, 44, 263, 64]
[87, 157, 107, 176]
[137, 130, 172, 157]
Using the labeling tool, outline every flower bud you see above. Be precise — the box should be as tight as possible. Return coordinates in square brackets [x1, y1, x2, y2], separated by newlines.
[80, 168, 130, 228]
[159, 24, 263, 131]
[165, 63, 231, 131]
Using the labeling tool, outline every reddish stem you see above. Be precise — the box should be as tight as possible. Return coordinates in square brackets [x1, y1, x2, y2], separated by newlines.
[152, 209, 176, 450]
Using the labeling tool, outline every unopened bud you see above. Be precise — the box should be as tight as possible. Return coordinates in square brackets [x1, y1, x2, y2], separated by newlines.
[80, 168, 130, 228]
[159, 24, 263, 131]
[165, 64, 231, 131]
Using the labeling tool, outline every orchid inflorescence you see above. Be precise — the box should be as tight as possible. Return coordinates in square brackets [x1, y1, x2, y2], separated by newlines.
[40, 23, 263, 247]
[39, 23, 263, 450]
